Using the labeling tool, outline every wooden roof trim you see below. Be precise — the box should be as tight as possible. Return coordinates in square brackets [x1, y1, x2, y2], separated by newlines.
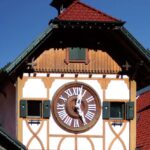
[137, 85, 150, 96]
[5, 23, 55, 75]
[120, 27, 150, 61]
[0, 127, 26, 149]
[51, 19, 125, 29]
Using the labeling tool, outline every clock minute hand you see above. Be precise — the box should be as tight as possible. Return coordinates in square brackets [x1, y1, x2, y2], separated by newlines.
[75, 85, 87, 125]
[78, 109, 87, 125]
[76, 104, 87, 125]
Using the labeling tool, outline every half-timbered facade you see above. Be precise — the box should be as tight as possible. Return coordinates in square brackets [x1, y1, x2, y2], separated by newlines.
[0, 0, 150, 150]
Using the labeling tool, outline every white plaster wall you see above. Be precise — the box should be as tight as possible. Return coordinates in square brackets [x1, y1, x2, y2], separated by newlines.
[91, 138, 103, 150]
[23, 120, 47, 150]
[23, 120, 32, 146]
[23, 78, 47, 98]
[120, 122, 129, 150]
[77, 138, 94, 150]
[28, 138, 42, 150]
[106, 80, 129, 100]
[21, 77, 130, 150]
[37, 121, 47, 149]
[49, 79, 74, 100]
[59, 138, 75, 150]
[105, 122, 129, 150]
[49, 114, 72, 135]
[49, 137, 62, 150]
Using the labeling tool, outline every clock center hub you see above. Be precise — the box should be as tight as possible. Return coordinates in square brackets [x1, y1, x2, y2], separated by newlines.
[66, 96, 87, 118]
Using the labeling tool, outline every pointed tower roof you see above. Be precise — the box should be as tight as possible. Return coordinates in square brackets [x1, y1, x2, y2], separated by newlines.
[56, 0, 122, 22]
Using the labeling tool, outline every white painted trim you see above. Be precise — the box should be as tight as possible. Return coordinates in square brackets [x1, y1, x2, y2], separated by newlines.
[36, 73, 47, 77]
[50, 73, 61, 77]
[63, 74, 75, 78]
[92, 74, 103, 78]
[78, 74, 89, 78]
[23, 73, 129, 79]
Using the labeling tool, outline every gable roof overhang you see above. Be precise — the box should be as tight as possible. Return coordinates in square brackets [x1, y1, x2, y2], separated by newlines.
[0, 127, 26, 150]
[5, 20, 150, 90]
[5, 24, 56, 78]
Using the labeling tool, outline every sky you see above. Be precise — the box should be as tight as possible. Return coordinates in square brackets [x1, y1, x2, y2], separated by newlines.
[0, 0, 150, 68]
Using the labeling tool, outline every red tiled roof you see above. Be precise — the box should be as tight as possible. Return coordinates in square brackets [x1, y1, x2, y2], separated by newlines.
[137, 109, 150, 150]
[137, 91, 150, 112]
[57, 0, 121, 22]
[137, 91, 150, 149]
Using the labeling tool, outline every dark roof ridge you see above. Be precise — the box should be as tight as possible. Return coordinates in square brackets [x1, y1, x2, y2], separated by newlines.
[121, 27, 150, 61]
[137, 85, 150, 96]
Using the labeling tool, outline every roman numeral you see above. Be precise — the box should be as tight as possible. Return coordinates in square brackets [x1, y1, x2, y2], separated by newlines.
[65, 89, 73, 98]
[88, 104, 96, 111]
[59, 95, 67, 102]
[86, 96, 94, 103]
[57, 103, 65, 110]
[58, 110, 67, 120]
[72, 87, 80, 96]
[64, 116, 73, 126]
[74, 119, 79, 128]
[85, 111, 95, 121]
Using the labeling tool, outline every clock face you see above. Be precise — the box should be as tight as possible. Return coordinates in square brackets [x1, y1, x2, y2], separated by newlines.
[51, 82, 101, 133]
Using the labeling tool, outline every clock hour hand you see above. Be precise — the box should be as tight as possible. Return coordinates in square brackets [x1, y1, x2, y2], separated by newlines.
[75, 85, 83, 110]
[76, 85, 83, 106]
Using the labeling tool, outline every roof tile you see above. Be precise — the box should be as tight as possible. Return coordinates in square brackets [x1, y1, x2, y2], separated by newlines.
[137, 91, 150, 149]
[137, 91, 150, 112]
[57, 0, 121, 22]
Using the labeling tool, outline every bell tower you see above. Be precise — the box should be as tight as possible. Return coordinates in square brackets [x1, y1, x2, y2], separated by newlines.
[50, 0, 76, 14]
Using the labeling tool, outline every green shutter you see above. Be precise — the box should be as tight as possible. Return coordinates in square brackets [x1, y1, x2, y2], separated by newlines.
[126, 102, 134, 120]
[69, 47, 86, 60]
[20, 100, 27, 118]
[103, 101, 110, 119]
[43, 100, 50, 118]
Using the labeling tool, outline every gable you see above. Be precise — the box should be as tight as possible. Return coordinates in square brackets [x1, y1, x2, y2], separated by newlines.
[33, 48, 121, 74]
[4, 1, 150, 90]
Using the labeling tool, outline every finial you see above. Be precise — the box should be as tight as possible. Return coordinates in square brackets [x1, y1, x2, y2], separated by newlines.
[50, 0, 76, 15]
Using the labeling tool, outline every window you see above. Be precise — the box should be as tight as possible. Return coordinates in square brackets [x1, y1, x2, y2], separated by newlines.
[27, 101, 42, 117]
[103, 101, 134, 120]
[65, 47, 89, 64]
[110, 102, 125, 119]
[20, 100, 50, 119]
